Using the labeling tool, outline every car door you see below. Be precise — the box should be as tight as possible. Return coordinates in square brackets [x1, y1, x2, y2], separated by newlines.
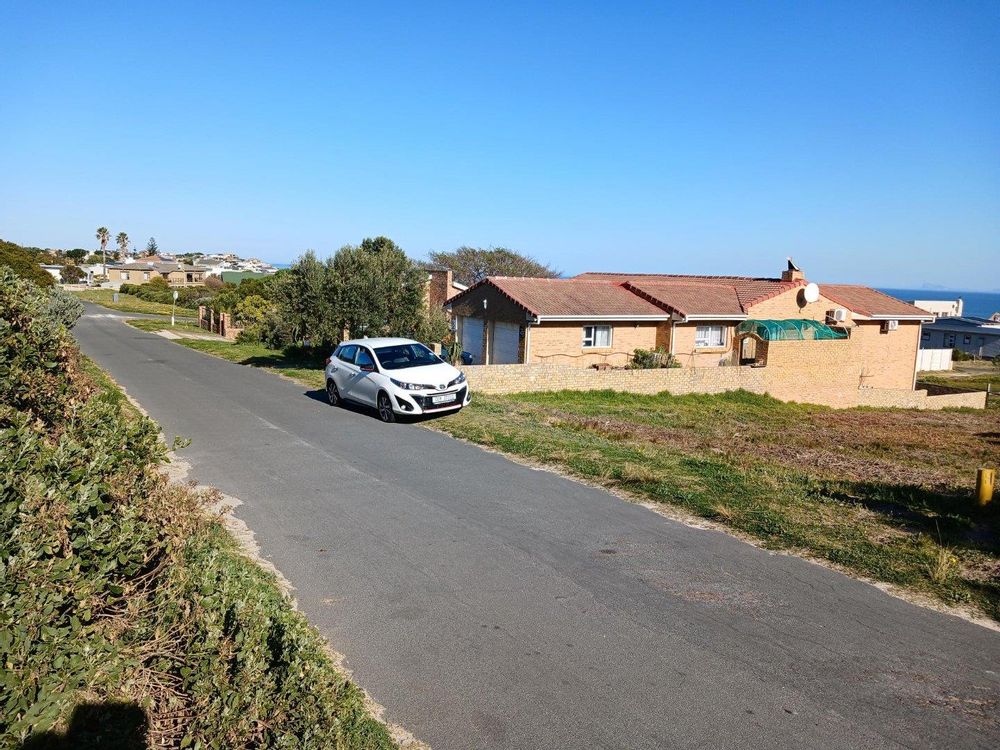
[332, 344, 358, 397]
[350, 347, 380, 406]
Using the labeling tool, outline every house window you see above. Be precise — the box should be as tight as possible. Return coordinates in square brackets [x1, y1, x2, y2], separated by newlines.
[945, 334, 955, 347]
[921, 331, 930, 341]
[695, 325, 726, 348]
[122, 271, 129, 280]
[582, 325, 612, 348]
[143, 272, 150, 280]
[963, 335, 972, 345]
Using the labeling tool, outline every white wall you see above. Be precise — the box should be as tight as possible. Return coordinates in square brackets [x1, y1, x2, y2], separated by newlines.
[916, 348, 953, 371]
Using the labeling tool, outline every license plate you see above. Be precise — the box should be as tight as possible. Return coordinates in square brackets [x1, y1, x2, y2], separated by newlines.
[431, 393, 456, 404]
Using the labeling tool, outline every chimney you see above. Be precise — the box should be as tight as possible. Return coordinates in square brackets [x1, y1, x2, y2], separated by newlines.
[781, 257, 804, 282]
[427, 268, 453, 310]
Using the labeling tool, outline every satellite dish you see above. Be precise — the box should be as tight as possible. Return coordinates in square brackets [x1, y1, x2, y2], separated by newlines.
[802, 282, 820, 304]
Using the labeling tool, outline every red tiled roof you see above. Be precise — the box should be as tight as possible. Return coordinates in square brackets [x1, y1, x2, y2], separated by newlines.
[624, 281, 746, 317]
[448, 273, 928, 321]
[448, 277, 670, 317]
[821, 284, 930, 318]
[583, 273, 804, 316]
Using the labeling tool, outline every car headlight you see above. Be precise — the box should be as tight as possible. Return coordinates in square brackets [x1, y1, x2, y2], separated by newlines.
[448, 372, 466, 387]
[390, 378, 431, 391]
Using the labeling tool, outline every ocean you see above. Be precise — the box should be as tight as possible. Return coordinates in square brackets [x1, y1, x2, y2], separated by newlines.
[878, 289, 1000, 319]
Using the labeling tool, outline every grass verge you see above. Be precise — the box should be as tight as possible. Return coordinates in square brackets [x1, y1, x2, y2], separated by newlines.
[71, 288, 195, 317]
[125, 319, 326, 388]
[119, 329, 1000, 622]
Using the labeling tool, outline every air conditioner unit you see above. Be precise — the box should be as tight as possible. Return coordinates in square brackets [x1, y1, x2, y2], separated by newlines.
[826, 308, 848, 322]
[882, 319, 899, 333]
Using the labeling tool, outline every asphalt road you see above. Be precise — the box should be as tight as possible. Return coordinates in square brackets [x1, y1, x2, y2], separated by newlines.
[74, 306, 1000, 750]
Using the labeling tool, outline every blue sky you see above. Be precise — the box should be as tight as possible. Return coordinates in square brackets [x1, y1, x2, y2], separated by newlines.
[1, 2, 998, 289]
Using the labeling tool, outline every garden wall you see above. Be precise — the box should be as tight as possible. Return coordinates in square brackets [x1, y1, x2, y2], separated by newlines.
[461, 363, 768, 396]
[198, 306, 242, 341]
[461, 363, 988, 410]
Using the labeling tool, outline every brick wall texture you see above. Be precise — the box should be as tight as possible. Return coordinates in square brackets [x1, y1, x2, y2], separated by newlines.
[460, 358, 986, 410]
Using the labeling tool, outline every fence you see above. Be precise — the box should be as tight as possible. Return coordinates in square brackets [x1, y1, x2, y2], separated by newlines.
[916, 348, 953, 372]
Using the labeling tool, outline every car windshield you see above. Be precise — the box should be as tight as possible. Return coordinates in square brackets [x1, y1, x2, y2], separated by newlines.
[374, 343, 441, 370]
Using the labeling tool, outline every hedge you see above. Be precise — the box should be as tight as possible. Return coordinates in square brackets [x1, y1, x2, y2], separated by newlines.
[0, 267, 396, 749]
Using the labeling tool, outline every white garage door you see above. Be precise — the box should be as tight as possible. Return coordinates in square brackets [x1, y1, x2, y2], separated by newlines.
[492, 321, 521, 364]
[462, 317, 484, 364]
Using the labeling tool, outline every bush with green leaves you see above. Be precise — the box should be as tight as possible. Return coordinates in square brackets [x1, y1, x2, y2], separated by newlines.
[629, 347, 680, 369]
[119, 281, 215, 310]
[43, 286, 85, 329]
[0, 271, 395, 748]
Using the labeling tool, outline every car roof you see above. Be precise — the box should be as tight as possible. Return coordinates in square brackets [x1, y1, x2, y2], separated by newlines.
[339, 337, 421, 348]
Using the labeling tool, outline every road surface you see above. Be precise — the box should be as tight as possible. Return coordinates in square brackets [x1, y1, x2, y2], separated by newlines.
[75, 306, 1000, 749]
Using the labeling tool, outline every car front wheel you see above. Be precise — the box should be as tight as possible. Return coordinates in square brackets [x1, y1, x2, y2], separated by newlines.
[377, 391, 396, 423]
[326, 379, 341, 406]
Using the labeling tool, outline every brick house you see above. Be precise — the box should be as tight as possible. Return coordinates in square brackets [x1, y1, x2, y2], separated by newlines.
[107, 261, 208, 287]
[445, 262, 932, 392]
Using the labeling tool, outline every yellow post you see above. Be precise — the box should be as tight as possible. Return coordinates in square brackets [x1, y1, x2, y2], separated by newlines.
[976, 468, 996, 507]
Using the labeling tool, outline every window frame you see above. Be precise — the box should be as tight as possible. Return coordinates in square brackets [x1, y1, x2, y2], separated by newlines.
[337, 344, 358, 363]
[355, 347, 376, 369]
[581, 324, 613, 349]
[695, 324, 727, 349]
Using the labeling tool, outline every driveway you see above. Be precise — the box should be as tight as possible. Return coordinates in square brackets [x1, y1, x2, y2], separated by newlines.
[74, 306, 1000, 750]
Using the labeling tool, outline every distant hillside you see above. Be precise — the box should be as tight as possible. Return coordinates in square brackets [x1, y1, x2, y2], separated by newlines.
[0, 238, 55, 287]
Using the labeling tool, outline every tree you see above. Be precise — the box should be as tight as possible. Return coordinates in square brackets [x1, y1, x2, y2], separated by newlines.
[145, 237, 158, 256]
[328, 236, 425, 341]
[277, 251, 336, 346]
[95, 227, 110, 267]
[425, 245, 559, 286]
[116, 232, 129, 259]
[61, 264, 85, 283]
[65, 248, 87, 261]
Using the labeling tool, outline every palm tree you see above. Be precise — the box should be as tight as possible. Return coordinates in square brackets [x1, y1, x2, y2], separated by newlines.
[96, 227, 110, 267]
[116, 232, 129, 260]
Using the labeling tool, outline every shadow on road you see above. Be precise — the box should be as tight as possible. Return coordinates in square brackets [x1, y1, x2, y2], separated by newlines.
[303, 388, 456, 424]
[19, 701, 148, 750]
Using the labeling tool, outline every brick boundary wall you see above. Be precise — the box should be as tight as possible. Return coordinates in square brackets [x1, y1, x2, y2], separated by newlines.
[197, 306, 243, 341]
[460, 363, 988, 410]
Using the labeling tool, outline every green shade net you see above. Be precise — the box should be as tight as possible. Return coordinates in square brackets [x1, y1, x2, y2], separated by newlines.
[737, 319, 848, 341]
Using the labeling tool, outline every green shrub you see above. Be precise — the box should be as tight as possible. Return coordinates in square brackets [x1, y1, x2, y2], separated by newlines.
[118, 282, 214, 310]
[60, 264, 85, 283]
[952, 347, 973, 362]
[0, 271, 395, 748]
[0, 239, 55, 287]
[629, 347, 680, 369]
[44, 286, 85, 329]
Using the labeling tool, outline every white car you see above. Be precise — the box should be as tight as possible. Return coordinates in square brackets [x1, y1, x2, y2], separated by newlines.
[323, 337, 470, 422]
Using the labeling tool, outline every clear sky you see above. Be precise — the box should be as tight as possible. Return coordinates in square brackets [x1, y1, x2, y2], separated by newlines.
[2, 1, 998, 289]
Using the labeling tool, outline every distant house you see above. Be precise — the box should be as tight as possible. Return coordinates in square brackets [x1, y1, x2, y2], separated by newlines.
[908, 298, 963, 318]
[107, 261, 208, 287]
[921, 316, 1000, 358]
[445, 261, 931, 393]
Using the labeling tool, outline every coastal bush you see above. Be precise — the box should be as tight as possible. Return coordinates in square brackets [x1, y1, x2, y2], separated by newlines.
[43, 286, 84, 328]
[629, 347, 680, 369]
[119, 282, 215, 309]
[0, 273, 395, 748]
[0, 239, 55, 287]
